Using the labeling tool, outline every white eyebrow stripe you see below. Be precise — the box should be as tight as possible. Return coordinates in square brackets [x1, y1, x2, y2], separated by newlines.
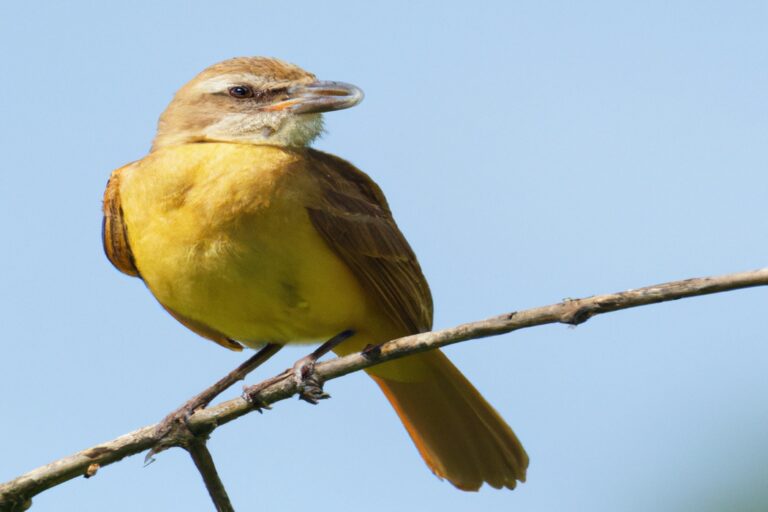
[194, 74, 262, 93]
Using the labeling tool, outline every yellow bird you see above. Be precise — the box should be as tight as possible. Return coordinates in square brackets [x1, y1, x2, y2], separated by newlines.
[102, 57, 528, 491]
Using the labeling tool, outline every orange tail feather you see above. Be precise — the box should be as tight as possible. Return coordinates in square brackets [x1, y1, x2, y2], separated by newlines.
[369, 350, 528, 491]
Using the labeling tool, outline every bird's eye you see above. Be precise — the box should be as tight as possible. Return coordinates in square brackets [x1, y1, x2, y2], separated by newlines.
[228, 85, 254, 99]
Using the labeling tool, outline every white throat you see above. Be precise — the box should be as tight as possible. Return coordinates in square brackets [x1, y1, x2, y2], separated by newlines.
[203, 112, 325, 147]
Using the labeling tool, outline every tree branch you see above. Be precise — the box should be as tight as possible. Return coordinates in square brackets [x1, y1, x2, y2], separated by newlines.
[186, 439, 235, 512]
[2, 267, 766, 510]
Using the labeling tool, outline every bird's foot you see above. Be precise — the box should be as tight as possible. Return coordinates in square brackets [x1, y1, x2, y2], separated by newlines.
[292, 353, 330, 404]
[148, 343, 284, 461]
[243, 371, 288, 410]
[242, 356, 328, 406]
[244, 329, 356, 406]
[361, 343, 383, 359]
[293, 328, 355, 403]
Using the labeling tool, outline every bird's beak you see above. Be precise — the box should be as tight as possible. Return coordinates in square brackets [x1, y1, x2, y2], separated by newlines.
[263, 81, 364, 114]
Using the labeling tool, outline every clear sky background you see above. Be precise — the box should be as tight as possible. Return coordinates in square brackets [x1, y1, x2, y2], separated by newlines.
[1, 1, 767, 511]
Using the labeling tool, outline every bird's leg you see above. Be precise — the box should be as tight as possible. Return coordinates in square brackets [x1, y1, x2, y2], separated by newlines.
[244, 329, 355, 406]
[293, 329, 356, 403]
[149, 343, 283, 460]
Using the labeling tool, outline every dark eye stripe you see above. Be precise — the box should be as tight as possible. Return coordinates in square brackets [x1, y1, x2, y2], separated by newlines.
[254, 87, 289, 102]
[225, 85, 289, 102]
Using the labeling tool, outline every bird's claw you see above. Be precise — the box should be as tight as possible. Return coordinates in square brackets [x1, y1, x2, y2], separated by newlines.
[297, 373, 330, 404]
[243, 382, 276, 412]
[293, 356, 330, 404]
[245, 330, 353, 407]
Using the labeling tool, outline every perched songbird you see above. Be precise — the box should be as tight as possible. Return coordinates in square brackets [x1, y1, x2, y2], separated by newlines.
[102, 57, 528, 490]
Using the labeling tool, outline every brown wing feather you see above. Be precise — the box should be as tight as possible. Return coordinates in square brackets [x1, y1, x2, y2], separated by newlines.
[102, 164, 140, 277]
[102, 163, 243, 352]
[304, 149, 433, 334]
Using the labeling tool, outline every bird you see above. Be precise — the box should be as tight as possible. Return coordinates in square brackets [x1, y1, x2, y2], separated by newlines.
[102, 56, 528, 491]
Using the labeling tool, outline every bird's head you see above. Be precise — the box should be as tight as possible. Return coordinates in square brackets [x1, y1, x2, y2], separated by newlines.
[151, 57, 363, 151]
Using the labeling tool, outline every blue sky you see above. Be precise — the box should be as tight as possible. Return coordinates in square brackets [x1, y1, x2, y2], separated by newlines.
[1, 1, 767, 511]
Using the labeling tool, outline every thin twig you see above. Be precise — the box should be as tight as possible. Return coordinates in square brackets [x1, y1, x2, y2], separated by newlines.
[186, 439, 235, 512]
[1, 267, 766, 509]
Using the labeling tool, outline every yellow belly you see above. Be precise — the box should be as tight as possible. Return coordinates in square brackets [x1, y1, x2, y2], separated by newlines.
[118, 143, 370, 345]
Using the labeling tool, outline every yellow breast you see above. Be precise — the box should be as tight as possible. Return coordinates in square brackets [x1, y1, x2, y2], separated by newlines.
[119, 143, 370, 345]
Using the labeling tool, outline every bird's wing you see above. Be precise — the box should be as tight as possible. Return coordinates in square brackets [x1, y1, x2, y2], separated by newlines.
[102, 163, 140, 277]
[305, 149, 433, 335]
[102, 163, 243, 352]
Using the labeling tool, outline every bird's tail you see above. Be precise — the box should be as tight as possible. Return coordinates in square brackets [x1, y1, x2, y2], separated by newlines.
[367, 349, 528, 491]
